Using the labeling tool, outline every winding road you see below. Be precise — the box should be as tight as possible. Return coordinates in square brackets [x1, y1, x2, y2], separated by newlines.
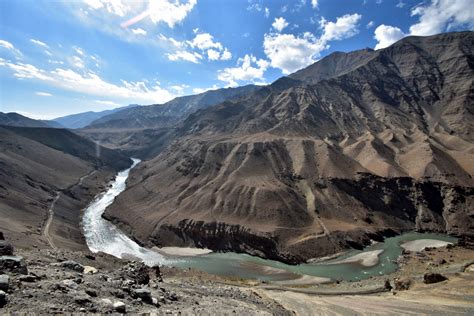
[42, 170, 97, 250]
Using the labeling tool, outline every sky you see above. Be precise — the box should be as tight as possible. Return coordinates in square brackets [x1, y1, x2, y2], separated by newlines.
[0, 0, 473, 119]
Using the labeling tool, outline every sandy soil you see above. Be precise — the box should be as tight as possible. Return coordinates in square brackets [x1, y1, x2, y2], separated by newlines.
[401, 239, 453, 252]
[326, 249, 384, 267]
[153, 246, 213, 257]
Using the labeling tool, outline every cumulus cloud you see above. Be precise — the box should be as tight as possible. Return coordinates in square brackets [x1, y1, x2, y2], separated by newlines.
[35, 92, 53, 97]
[263, 13, 361, 74]
[264, 7, 270, 18]
[320, 13, 362, 42]
[311, 0, 318, 9]
[166, 50, 202, 63]
[366, 21, 374, 29]
[166, 32, 232, 62]
[1, 60, 175, 104]
[131, 28, 147, 35]
[373, 24, 406, 49]
[218, 54, 269, 87]
[272, 17, 289, 32]
[409, 0, 474, 36]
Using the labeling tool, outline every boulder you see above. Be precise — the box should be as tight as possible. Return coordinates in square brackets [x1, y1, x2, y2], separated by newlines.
[62, 279, 79, 289]
[394, 277, 411, 291]
[113, 301, 126, 313]
[83, 266, 98, 274]
[0, 275, 9, 292]
[85, 289, 98, 297]
[0, 242, 13, 256]
[19, 274, 37, 282]
[56, 260, 84, 273]
[424, 273, 448, 284]
[0, 256, 28, 275]
[132, 288, 153, 303]
[0, 290, 7, 308]
[121, 262, 152, 285]
[74, 293, 92, 305]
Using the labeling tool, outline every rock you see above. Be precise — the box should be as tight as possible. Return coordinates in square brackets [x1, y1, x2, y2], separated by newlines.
[384, 279, 392, 291]
[56, 260, 84, 273]
[0, 232, 4, 240]
[0, 275, 9, 292]
[433, 258, 447, 265]
[100, 298, 113, 306]
[62, 279, 79, 289]
[85, 289, 98, 297]
[0, 256, 28, 275]
[74, 294, 92, 305]
[19, 274, 37, 282]
[132, 288, 153, 303]
[424, 273, 448, 284]
[121, 262, 152, 285]
[0, 290, 7, 308]
[464, 264, 474, 273]
[394, 277, 411, 291]
[83, 266, 98, 274]
[0, 242, 13, 256]
[85, 254, 96, 260]
[113, 301, 126, 313]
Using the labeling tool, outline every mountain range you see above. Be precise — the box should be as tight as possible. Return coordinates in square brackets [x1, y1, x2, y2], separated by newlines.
[101, 31, 474, 263]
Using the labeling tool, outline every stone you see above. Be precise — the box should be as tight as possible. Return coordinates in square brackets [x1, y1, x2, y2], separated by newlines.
[433, 258, 447, 265]
[113, 301, 126, 313]
[0, 242, 13, 256]
[62, 279, 79, 289]
[0, 290, 7, 308]
[0, 256, 28, 275]
[384, 279, 392, 291]
[85, 289, 98, 297]
[424, 273, 448, 284]
[85, 254, 96, 260]
[394, 277, 411, 291]
[83, 266, 98, 274]
[74, 294, 92, 305]
[132, 288, 153, 303]
[0, 275, 9, 292]
[0, 232, 4, 240]
[121, 262, 152, 285]
[56, 260, 84, 273]
[100, 298, 113, 306]
[19, 274, 38, 282]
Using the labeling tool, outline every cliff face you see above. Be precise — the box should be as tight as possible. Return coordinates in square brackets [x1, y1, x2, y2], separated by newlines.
[105, 32, 474, 263]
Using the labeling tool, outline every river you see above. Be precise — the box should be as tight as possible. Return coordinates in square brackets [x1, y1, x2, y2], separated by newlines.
[82, 159, 456, 282]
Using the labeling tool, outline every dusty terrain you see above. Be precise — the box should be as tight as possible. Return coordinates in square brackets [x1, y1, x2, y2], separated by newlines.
[105, 32, 474, 263]
[0, 126, 130, 250]
[1, 231, 473, 315]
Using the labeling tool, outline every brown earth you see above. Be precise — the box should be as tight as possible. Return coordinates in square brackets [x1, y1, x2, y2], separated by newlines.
[104, 32, 474, 263]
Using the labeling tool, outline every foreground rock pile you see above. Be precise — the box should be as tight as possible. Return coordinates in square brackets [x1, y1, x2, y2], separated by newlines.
[0, 232, 289, 314]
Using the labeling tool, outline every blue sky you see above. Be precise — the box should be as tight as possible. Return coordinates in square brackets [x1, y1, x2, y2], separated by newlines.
[0, 0, 473, 119]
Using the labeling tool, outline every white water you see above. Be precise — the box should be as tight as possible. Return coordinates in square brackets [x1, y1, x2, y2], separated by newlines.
[82, 158, 174, 266]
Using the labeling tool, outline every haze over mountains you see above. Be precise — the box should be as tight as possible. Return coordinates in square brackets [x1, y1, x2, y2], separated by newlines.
[100, 32, 474, 262]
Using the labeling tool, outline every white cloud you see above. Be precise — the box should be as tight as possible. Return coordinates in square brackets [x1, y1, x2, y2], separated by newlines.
[84, 0, 130, 17]
[166, 50, 202, 63]
[217, 54, 269, 87]
[207, 49, 221, 61]
[131, 28, 147, 35]
[94, 100, 120, 106]
[221, 48, 232, 60]
[366, 21, 374, 28]
[409, 0, 474, 36]
[35, 92, 53, 97]
[170, 84, 189, 94]
[311, 0, 318, 9]
[30, 39, 49, 48]
[193, 84, 219, 94]
[264, 7, 270, 18]
[121, 0, 197, 28]
[188, 33, 223, 51]
[70, 56, 85, 68]
[263, 33, 325, 74]
[158, 34, 185, 48]
[1, 60, 175, 104]
[73, 47, 85, 56]
[0, 39, 22, 57]
[263, 13, 361, 74]
[396, 0, 405, 8]
[320, 13, 362, 42]
[373, 24, 406, 49]
[272, 17, 289, 32]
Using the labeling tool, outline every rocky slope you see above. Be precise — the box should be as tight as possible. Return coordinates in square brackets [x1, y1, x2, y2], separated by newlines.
[0, 112, 55, 128]
[105, 32, 474, 263]
[0, 126, 131, 250]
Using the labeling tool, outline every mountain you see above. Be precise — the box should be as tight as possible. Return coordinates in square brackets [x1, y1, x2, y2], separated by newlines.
[104, 32, 474, 263]
[86, 85, 259, 129]
[52, 104, 139, 129]
[0, 126, 131, 249]
[0, 112, 52, 128]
